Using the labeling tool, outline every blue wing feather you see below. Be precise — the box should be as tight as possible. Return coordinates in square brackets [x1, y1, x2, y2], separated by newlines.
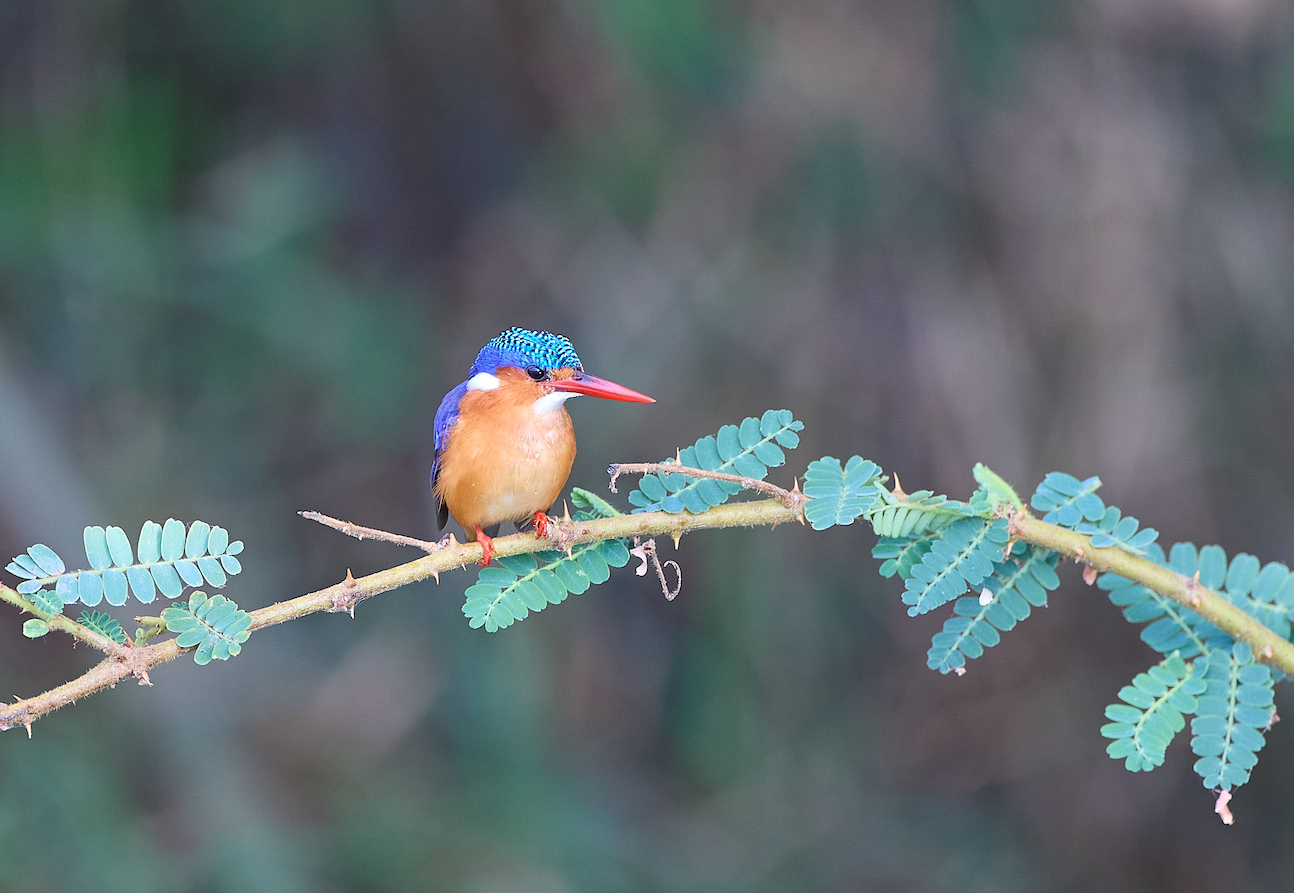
[431, 381, 469, 530]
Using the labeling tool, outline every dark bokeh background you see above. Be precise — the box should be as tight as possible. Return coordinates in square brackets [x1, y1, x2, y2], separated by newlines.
[4, 0, 1294, 890]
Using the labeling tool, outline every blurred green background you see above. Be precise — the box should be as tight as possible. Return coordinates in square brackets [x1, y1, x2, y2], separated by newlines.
[4, 0, 1294, 889]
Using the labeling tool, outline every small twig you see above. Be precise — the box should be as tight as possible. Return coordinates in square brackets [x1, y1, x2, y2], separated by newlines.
[131, 615, 168, 646]
[299, 511, 446, 551]
[608, 462, 806, 511]
[631, 537, 683, 601]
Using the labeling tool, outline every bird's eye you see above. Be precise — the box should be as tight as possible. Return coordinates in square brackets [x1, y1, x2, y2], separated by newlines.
[525, 365, 547, 381]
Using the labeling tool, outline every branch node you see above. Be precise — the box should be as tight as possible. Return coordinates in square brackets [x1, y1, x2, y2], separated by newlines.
[1185, 571, 1203, 607]
[330, 569, 363, 617]
[113, 643, 154, 686]
[552, 505, 579, 553]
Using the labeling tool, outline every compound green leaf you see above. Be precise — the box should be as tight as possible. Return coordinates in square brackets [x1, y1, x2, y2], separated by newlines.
[629, 410, 804, 514]
[461, 510, 634, 631]
[27, 588, 64, 616]
[803, 456, 883, 530]
[926, 547, 1059, 674]
[77, 610, 128, 645]
[903, 518, 1010, 616]
[1190, 645, 1274, 792]
[162, 591, 252, 665]
[5, 520, 246, 610]
[1102, 653, 1204, 773]
[1030, 473, 1102, 528]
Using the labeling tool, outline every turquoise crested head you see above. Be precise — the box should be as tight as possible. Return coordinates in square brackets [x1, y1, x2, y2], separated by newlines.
[470, 328, 583, 375]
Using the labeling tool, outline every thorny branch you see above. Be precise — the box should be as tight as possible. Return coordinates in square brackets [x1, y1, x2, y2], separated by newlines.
[1, 496, 803, 732]
[8, 463, 1294, 737]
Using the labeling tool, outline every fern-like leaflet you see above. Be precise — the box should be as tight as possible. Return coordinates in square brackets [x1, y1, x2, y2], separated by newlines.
[1191, 643, 1275, 791]
[77, 610, 128, 645]
[463, 538, 631, 632]
[161, 591, 253, 665]
[902, 517, 1010, 616]
[1032, 472, 1159, 556]
[1074, 505, 1159, 556]
[459, 488, 637, 632]
[927, 545, 1059, 674]
[1030, 472, 1104, 527]
[803, 456, 884, 530]
[6, 519, 243, 609]
[1101, 652, 1206, 772]
[628, 410, 803, 513]
[873, 534, 936, 581]
[864, 486, 981, 540]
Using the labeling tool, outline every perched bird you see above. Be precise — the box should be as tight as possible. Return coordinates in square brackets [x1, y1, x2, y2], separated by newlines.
[432, 327, 654, 566]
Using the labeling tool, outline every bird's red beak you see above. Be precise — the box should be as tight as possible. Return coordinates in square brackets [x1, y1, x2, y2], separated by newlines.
[551, 371, 654, 403]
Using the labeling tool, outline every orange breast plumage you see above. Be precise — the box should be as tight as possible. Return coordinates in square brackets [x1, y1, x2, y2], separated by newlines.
[433, 373, 577, 533]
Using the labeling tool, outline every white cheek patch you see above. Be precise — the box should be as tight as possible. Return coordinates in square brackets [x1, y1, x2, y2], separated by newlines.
[532, 391, 579, 414]
[467, 372, 501, 391]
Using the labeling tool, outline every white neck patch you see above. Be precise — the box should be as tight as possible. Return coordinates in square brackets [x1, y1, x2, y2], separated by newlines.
[467, 372, 501, 391]
[532, 391, 579, 414]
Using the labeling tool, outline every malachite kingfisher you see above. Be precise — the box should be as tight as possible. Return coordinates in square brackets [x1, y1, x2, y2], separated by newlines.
[432, 327, 654, 566]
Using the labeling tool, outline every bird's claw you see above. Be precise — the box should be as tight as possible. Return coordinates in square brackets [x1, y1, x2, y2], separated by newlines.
[475, 526, 495, 567]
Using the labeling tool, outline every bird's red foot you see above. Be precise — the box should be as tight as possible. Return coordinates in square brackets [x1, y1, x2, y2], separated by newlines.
[532, 511, 553, 539]
[474, 525, 495, 567]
